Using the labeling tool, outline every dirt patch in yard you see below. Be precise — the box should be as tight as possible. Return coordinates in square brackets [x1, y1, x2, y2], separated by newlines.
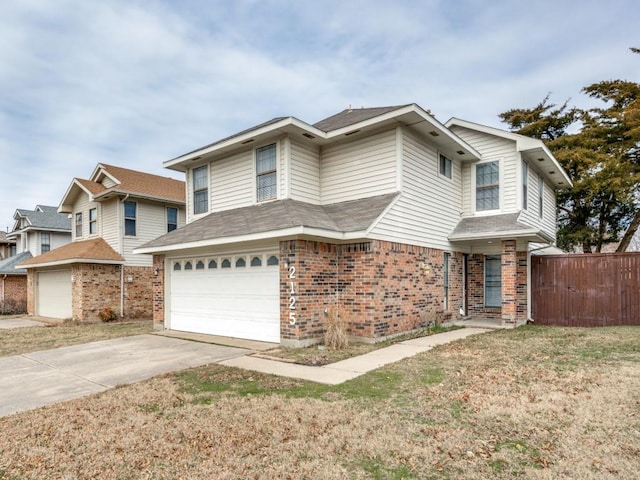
[0, 326, 638, 479]
[0, 320, 154, 357]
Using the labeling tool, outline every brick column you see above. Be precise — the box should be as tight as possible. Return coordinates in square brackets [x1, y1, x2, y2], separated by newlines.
[501, 240, 517, 325]
[152, 255, 165, 330]
[26, 269, 35, 315]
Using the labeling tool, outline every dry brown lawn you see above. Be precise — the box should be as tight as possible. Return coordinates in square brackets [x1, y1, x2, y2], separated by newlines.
[0, 319, 153, 357]
[1, 326, 638, 479]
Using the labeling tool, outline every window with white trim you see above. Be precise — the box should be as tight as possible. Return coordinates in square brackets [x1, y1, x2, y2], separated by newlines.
[476, 161, 499, 211]
[256, 143, 277, 202]
[41, 232, 50, 253]
[89, 208, 97, 234]
[439, 154, 452, 179]
[167, 207, 178, 232]
[193, 165, 208, 215]
[75, 212, 83, 238]
[124, 201, 136, 236]
[485, 255, 502, 308]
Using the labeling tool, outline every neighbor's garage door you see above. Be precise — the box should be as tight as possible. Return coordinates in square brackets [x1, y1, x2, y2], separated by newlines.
[37, 269, 72, 319]
[169, 252, 280, 343]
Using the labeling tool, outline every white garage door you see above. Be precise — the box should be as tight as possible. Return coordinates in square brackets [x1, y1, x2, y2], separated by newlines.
[169, 252, 280, 343]
[37, 269, 72, 319]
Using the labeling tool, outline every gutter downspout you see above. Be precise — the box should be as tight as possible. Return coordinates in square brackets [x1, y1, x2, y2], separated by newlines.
[1, 274, 6, 314]
[526, 242, 554, 323]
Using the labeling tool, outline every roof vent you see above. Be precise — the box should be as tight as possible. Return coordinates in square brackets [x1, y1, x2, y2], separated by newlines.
[429, 131, 440, 137]
[549, 171, 555, 175]
[241, 139, 255, 145]
[302, 133, 315, 139]
[456, 150, 465, 155]
[537, 158, 545, 162]
[344, 129, 360, 136]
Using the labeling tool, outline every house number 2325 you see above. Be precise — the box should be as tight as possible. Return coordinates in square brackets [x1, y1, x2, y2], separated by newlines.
[288, 264, 297, 325]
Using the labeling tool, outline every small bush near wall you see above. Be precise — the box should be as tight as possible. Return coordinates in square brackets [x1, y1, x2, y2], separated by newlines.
[98, 307, 118, 322]
[0, 299, 27, 315]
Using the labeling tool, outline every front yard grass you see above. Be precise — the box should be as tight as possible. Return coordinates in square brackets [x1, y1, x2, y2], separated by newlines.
[0, 325, 638, 479]
[0, 319, 153, 357]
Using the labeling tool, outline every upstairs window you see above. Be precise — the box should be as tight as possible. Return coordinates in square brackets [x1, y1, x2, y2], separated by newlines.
[124, 201, 137, 236]
[256, 143, 277, 202]
[193, 165, 208, 215]
[89, 208, 97, 234]
[476, 161, 499, 211]
[167, 207, 178, 232]
[439, 154, 452, 179]
[75, 212, 83, 238]
[522, 161, 529, 210]
[41, 232, 50, 253]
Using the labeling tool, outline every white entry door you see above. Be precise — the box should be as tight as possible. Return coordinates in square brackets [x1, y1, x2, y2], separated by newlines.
[37, 269, 73, 319]
[169, 252, 280, 343]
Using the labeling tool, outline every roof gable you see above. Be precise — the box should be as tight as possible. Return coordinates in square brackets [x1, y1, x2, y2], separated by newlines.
[11, 206, 71, 232]
[17, 237, 124, 269]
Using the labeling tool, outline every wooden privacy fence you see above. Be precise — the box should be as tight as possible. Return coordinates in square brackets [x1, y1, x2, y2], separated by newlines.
[531, 253, 640, 327]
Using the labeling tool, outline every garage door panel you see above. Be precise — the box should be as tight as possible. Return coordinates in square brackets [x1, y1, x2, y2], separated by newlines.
[169, 255, 280, 343]
[38, 270, 72, 319]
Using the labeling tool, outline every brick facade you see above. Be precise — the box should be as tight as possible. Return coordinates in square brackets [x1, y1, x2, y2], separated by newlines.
[279, 239, 464, 347]
[0, 275, 27, 314]
[69, 263, 154, 322]
[152, 255, 165, 329]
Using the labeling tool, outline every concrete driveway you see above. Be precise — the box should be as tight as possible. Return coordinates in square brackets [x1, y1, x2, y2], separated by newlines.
[0, 334, 249, 417]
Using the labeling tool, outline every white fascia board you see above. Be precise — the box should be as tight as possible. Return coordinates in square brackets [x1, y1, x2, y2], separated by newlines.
[448, 228, 553, 243]
[93, 165, 121, 185]
[521, 143, 573, 187]
[134, 226, 369, 255]
[93, 189, 186, 206]
[163, 117, 327, 170]
[17, 258, 126, 269]
[58, 179, 95, 213]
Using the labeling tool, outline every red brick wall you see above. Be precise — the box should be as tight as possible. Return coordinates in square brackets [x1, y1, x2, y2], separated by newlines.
[72, 264, 121, 322]
[26, 270, 35, 315]
[152, 255, 165, 329]
[501, 240, 517, 323]
[516, 251, 528, 322]
[279, 239, 463, 346]
[122, 266, 153, 319]
[0, 275, 27, 314]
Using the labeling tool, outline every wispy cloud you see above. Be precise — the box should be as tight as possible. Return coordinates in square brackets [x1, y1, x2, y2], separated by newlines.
[0, 0, 637, 228]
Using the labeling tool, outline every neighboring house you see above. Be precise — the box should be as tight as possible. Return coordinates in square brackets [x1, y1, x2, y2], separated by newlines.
[0, 231, 16, 260]
[0, 205, 71, 314]
[18, 164, 186, 321]
[137, 104, 571, 346]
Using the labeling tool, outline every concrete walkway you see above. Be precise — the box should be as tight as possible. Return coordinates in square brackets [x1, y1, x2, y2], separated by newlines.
[221, 327, 490, 385]
[0, 317, 47, 329]
[0, 335, 249, 418]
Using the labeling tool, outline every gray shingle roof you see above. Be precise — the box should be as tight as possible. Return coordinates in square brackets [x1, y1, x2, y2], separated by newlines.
[15, 206, 71, 231]
[313, 105, 411, 132]
[0, 251, 32, 275]
[449, 213, 533, 238]
[142, 193, 398, 250]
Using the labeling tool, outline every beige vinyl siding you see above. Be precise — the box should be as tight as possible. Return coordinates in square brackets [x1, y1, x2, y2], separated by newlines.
[72, 195, 93, 240]
[370, 128, 463, 250]
[122, 202, 166, 266]
[26, 231, 38, 254]
[290, 138, 320, 204]
[451, 126, 517, 215]
[541, 179, 557, 240]
[101, 176, 117, 188]
[50, 232, 70, 251]
[101, 198, 120, 253]
[518, 161, 537, 227]
[211, 149, 255, 213]
[461, 163, 472, 213]
[320, 129, 397, 204]
[186, 164, 211, 224]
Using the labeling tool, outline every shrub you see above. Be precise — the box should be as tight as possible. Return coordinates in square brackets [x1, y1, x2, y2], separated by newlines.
[324, 305, 349, 350]
[98, 307, 118, 322]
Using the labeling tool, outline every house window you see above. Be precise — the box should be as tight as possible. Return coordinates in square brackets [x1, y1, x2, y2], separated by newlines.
[522, 162, 529, 210]
[196, 260, 205, 270]
[476, 161, 499, 211]
[173, 262, 181, 271]
[267, 255, 279, 266]
[89, 208, 97, 234]
[41, 233, 50, 253]
[124, 201, 136, 236]
[538, 174, 544, 219]
[10, 244, 16, 256]
[235, 257, 246, 268]
[443, 253, 450, 310]
[221, 258, 231, 268]
[184, 261, 193, 270]
[75, 212, 83, 238]
[256, 143, 277, 202]
[167, 207, 178, 232]
[251, 256, 262, 267]
[208, 259, 217, 269]
[439, 154, 452, 179]
[193, 165, 208, 215]
[485, 255, 502, 308]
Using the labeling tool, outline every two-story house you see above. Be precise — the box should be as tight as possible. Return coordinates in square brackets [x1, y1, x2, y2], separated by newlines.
[0, 205, 71, 314]
[137, 104, 571, 346]
[0, 231, 16, 260]
[18, 164, 185, 321]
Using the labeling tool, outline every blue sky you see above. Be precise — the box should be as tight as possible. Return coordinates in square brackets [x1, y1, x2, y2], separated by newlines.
[0, 0, 638, 230]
